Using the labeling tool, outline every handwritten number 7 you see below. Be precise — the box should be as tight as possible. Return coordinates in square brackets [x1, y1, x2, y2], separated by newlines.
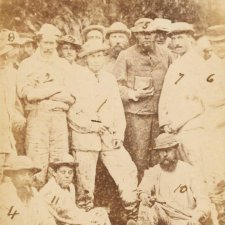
[174, 73, 185, 85]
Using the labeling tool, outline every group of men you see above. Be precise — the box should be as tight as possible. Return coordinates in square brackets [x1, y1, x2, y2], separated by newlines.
[0, 16, 225, 225]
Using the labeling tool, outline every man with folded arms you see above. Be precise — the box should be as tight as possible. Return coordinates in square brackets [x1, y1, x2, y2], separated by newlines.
[17, 23, 75, 189]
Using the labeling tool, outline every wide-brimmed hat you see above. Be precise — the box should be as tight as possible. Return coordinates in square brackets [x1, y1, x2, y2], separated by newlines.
[79, 40, 109, 58]
[152, 18, 172, 32]
[153, 133, 179, 150]
[1, 29, 24, 45]
[106, 22, 131, 39]
[82, 25, 105, 40]
[131, 18, 155, 33]
[207, 24, 225, 42]
[168, 22, 194, 37]
[3, 156, 41, 174]
[59, 34, 82, 49]
[0, 44, 13, 56]
[36, 23, 61, 38]
[49, 154, 78, 168]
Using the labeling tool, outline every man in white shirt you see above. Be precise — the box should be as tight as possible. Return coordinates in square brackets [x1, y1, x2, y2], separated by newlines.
[137, 133, 211, 225]
[0, 156, 56, 225]
[40, 154, 111, 225]
[68, 40, 138, 224]
[17, 24, 75, 189]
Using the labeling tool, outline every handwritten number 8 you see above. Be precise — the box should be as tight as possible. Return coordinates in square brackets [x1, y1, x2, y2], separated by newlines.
[8, 32, 15, 42]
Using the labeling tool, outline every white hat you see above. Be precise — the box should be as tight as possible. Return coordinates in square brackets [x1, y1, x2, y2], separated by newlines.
[152, 18, 172, 32]
[131, 18, 155, 33]
[207, 24, 225, 42]
[168, 22, 194, 36]
[82, 25, 105, 40]
[4, 156, 41, 174]
[106, 22, 131, 38]
[49, 154, 78, 167]
[1, 29, 24, 45]
[36, 23, 61, 38]
[79, 40, 109, 58]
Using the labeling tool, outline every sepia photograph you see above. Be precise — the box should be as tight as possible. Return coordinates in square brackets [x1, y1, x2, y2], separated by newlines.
[0, 0, 225, 224]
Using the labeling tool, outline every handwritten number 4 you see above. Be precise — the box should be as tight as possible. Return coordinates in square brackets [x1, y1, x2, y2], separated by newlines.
[174, 73, 185, 85]
[8, 206, 19, 219]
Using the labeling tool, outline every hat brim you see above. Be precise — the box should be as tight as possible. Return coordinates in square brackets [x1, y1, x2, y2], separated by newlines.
[59, 41, 82, 49]
[153, 142, 179, 150]
[0, 45, 13, 56]
[82, 26, 105, 38]
[106, 29, 131, 39]
[131, 27, 156, 33]
[207, 35, 225, 42]
[167, 30, 194, 37]
[49, 162, 79, 168]
[79, 47, 109, 58]
[4, 167, 41, 174]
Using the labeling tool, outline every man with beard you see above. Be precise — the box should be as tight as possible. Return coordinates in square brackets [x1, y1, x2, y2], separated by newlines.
[0, 156, 56, 225]
[113, 18, 172, 181]
[137, 133, 211, 225]
[104, 22, 131, 73]
[17, 24, 75, 189]
[40, 154, 111, 225]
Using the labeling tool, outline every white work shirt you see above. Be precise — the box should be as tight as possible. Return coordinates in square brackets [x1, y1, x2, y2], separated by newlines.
[158, 49, 205, 131]
[138, 160, 210, 218]
[0, 181, 56, 225]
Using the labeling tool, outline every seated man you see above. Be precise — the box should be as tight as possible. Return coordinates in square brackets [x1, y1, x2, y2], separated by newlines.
[0, 156, 56, 225]
[40, 154, 111, 225]
[137, 133, 211, 225]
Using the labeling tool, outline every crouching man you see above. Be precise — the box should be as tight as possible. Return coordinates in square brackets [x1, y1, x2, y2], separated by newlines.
[0, 156, 56, 225]
[40, 154, 111, 225]
[137, 133, 211, 225]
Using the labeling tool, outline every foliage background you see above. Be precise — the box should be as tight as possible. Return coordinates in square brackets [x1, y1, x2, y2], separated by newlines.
[0, 0, 225, 39]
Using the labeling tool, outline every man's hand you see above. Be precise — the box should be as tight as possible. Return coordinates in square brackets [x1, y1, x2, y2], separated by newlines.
[187, 217, 201, 225]
[163, 125, 177, 134]
[90, 122, 109, 135]
[129, 87, 154, 101]
[12, 113, 26, 131]
[50, 90, 75, 104]
[139, 193, 156, 207]
[112, 139, 122, 149]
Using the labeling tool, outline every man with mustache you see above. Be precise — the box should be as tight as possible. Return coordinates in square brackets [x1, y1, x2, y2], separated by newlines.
[104, 22, 131, 73]
[137, 133, 211, 225]
[168, 22, 195, 57]
[113, 18, 172, 181]
[40, 154, 111, 225]
[0, 156, 56, 225]
[17, 24, 75, 189]
[158, 23, 209, 177]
